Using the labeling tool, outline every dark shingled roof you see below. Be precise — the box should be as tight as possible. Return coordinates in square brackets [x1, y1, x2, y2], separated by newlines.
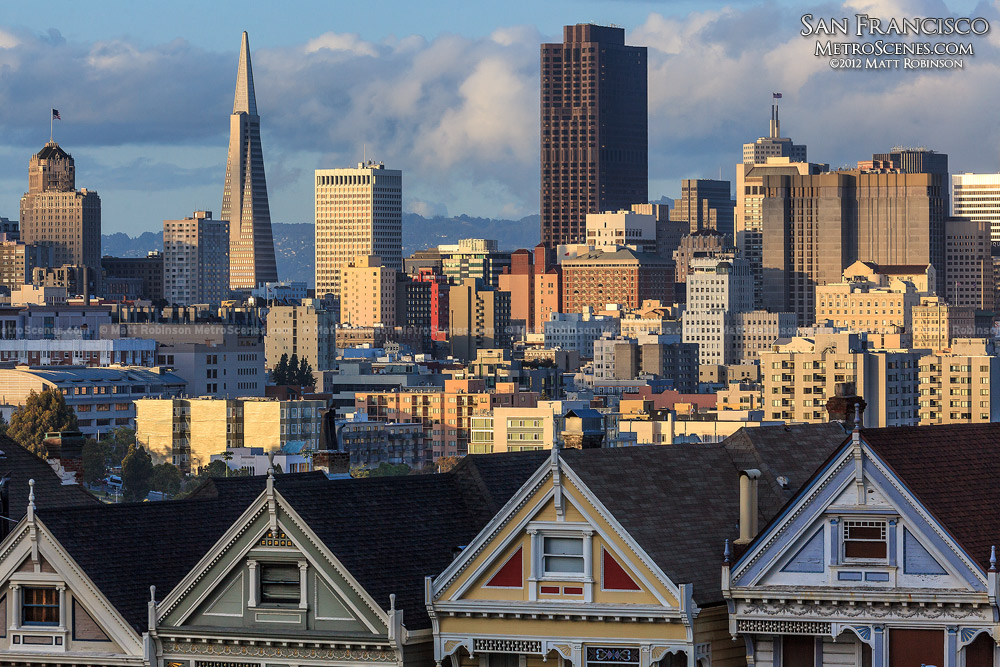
[860, 423, 1000, 572]
[33, 426, 850, 634]
[35, 142, 71, 161]
[0, 435, 96, 519]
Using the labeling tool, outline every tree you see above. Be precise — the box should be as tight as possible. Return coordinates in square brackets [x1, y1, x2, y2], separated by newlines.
[150, 462, 183, 495]
[81, 439, 109, 485]
[100, 427, 136, 469]
[287, 354, 300, 386]
[0, 412, 7, 437]
[371, 462, 410, 477]
[121, 444, 153, 502]
[272, 353, 290, 385]
[201, 459, 230, 478]
[7, 389, 78, 456]
[221, 450, 233, 477]
[296, 357, 314, 387]
[350, 465, 371, 479]
[436, 456, 462, 473]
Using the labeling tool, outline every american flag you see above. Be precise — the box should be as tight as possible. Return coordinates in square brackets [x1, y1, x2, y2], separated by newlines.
[772, 92, 782, 99]
[51, 109, 61, 120]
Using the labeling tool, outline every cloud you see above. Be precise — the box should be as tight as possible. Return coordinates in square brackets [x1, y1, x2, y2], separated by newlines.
[1, 1, 1000, 236]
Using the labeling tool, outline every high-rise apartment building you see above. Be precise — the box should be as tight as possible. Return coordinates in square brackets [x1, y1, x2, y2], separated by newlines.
[681, 255, 753, 365]
[101, 252, 165, 303]
[163, 211, 230, 306]
[0, 241, 51, 294]
[449, 278, 512, 362]
[918, 339, 1000, 425]
[670, 179, 735, 236]
[19, 142, 101, 294]
[540, 24, 647, 247]
[742, 102, 807, 165]
[760, 333, 920, 427]
[315, 163, 402, 299]
[944, 217, 993, 310]
[265, 300, 339, 372]
[438, 239, 510, 287]
[952, 173, 1000, 244]
[339, 255, 397, 327]
[911, 296, 976, 350]
[222, 32, 278, 291]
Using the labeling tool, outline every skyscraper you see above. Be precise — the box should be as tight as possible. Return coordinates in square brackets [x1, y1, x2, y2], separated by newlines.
[314, 163, 402, 300]
[540, 24, 647, 248]
[742, 102, 807, 165]
[163, 211, 230, 306]
[19, 142, 101, 295]
[670, 179, 735, 236]
[222, 31, 278, 291]
[952, 173, 1000, 244]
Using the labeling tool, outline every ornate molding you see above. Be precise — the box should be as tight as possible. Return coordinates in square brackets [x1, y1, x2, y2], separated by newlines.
[473, 638, 543, 654]
[738, 619, 832, 635]
[164, 640, 397, 662]
[738, 601, 990, 622]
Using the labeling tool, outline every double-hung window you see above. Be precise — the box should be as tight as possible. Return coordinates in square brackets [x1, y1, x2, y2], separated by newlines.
[22, 588, 59, 626]
[843, 520, 887, 560]
[542, 536, 585, 575]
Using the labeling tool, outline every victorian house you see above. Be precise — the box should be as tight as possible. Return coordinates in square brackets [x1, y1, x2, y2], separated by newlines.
[725, 423, 1000, 667]
[426, 424, 847, 667]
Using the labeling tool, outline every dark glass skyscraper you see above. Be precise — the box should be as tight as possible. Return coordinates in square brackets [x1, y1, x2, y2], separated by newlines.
[540, 24, 647, 248]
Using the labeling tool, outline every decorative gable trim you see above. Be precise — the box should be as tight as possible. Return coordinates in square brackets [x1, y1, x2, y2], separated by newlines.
[156, 486, 389, 635]
[483, 546, 523, 589]
[0, 519, 143, 654]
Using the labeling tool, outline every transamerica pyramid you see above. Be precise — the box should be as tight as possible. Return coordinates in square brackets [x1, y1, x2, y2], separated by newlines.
[222, 31, 278, 290]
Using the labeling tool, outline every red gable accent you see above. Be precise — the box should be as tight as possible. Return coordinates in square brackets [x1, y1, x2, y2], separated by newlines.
[484, 546, 523, 588]
[602, 547, 641, 591]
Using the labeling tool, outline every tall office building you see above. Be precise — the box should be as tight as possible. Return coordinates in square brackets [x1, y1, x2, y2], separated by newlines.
[872, 148, 948, 176]
[19, 142, 101, 294]
[163, 211, 230, 306]
[952, 173, 1000, 244]
[742, 101, 807, 165]
[540, 24, 647, 247]
[944, 217, 993, 310]
[681, 254, 753, 365]
[315, 163, 402, 299]
[222, 32, 278, 291]
[670, 179, 735, 236]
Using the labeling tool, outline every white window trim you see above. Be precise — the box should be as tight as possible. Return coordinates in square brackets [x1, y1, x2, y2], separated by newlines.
[7, 575, 69, 652]
[247, 558, 309, 612]
[526, 521, 594, 602]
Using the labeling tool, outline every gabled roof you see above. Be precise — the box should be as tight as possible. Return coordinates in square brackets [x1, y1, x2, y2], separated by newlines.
[0, 435, 96, 519]
[860, 423, 1000, 572]
[557, 437, 844, 606]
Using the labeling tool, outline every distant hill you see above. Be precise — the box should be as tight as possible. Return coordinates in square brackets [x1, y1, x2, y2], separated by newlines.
[102, 214, 541, 287]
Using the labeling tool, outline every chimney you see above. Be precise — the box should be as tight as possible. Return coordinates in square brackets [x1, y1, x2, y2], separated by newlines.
[736, 469, 761, 545]
[825, 382, 867, 431]
[560, 409, 605, 449]
[43, 430, 85, 483]
[312, 450, 350, 475]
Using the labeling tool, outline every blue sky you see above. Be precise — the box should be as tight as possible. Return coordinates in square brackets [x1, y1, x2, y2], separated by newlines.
[1, 0, 998, 235]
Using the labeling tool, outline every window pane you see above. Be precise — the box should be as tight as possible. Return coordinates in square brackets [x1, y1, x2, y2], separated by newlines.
[845, 540, 887, 559]
[261, 564, 300, 603]
[545, 537, 583, 556]
[848, 526, 884, 540]
[23, 588, 59, 625]
[545, 555, 585, 573]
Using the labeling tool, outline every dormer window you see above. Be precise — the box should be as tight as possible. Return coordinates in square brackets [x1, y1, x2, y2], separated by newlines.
[260, 564, 300, 605]
[542, 537, 585, 575]
[22, 588, 59, 626]
[843, 520, 887, 559]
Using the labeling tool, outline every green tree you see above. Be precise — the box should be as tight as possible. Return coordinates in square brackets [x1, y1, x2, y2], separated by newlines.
[436, 456, 462, 474]
[287, 354, 300, 386]
[201, 459, 230, 478]
[0, 412, 7, 437]
[81, 439, 109, 485]
[272, 353, 290, 385]
[7, 389, 78, 456]
[100, 427, 136, 468]
[350, 465, 371, 479]
[297, 357, 314, 387]
[150, 462, 183, 495]
[121, 444, 153, 502]
[371, 462, 411, 477]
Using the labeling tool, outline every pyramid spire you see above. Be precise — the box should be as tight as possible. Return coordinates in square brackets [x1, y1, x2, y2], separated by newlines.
[233, 31, 258, 116]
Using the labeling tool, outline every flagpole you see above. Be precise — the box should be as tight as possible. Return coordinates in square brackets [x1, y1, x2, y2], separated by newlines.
[50, 110, 53, 143]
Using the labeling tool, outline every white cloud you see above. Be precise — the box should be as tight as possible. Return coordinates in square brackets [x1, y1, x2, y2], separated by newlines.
[304, 32, 379, 58]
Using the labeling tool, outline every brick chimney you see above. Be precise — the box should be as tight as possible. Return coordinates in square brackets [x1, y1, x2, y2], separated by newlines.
[312, 450, 350, 475]
[825, 382, 867, 430]
[44, 430, 85, 484]
[560, 409, 605, 449]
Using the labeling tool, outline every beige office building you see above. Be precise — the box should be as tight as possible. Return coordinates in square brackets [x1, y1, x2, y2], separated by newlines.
[265, 300, 338, 371]
[814, 261, 932, 337]
[952, 173, 1000, 244]
[19, 142, 101, 294]
[339, 255, 397, 327]
[585, 210, 657, 252]
[449, 278, 512, 362]
[136, 397, 326, 474]
[944, 216, 993, 310]
[163, 211, 229, 306]
[759, 333, 920, 427]
[315, 163, 402, 299]
[911, 296, 976, 351]
[918, 338, 1000, 425]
